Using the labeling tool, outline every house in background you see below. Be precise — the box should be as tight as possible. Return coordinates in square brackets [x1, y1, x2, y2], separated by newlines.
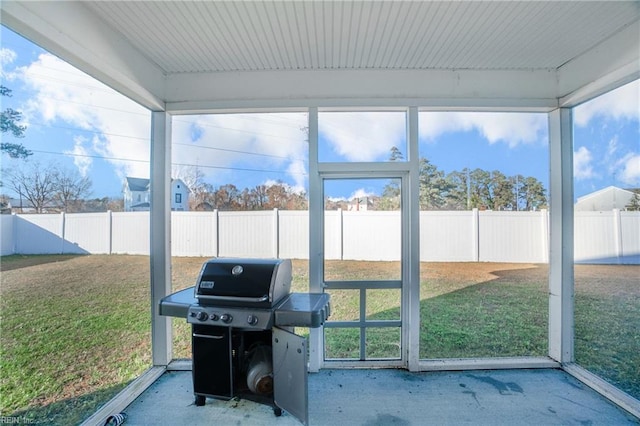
[575, 186, 638, 211]
[124, 177, 190, 212]
[124, 177, 150, 211]
[348, 196, 373, 211]
[4, 198, 38, 214]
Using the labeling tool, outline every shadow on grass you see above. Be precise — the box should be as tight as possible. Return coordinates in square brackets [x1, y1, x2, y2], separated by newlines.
[7, 381, 130, 426]
[419, 266, 549, 359]
[0, 254, 86, 272]
[325, 264, 549, 360]
[325, 263, 639, 400]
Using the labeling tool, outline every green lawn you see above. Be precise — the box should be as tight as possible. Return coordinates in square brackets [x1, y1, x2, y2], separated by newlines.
[1, 255, 151, 425]
[1, 255, 638, 424]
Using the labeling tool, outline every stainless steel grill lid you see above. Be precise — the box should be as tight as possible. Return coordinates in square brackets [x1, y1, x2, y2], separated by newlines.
[194, 258, 292, 307]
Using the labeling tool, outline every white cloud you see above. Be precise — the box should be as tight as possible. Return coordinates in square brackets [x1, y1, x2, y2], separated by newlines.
[0, 48, 17, 79]
[420, 112, 547, 147]
[574, 146, 595, 180]
[64, 136, 92, 177]
[326, 188, 375, 203]
[617, 153, 640, 185]
[319, 112, 406, 161]
[574, 80, 640, 127]
[286, 160, 308, 193]
[606, 136, 618, 158]
[327, 196, 345, 203]
[350, 188, 375, 200]
[17, 53, 151, 180]
[172, 113, 308, 189]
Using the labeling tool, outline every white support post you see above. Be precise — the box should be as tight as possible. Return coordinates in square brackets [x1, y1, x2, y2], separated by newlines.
[150, 111, 172, 367]
[308, 107, 324, 372]
[406, 107, 420, 371]
[548, 108, 574, 363]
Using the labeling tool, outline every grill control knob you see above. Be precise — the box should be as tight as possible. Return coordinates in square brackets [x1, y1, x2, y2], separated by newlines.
[247, 315, 259, 326]
[209, 313, 219, 321]
[196, 311, 208, 321]
[220, 313, 233, 324]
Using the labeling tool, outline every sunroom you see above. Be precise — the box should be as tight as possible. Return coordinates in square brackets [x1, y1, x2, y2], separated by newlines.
[1, 1, 638, 425]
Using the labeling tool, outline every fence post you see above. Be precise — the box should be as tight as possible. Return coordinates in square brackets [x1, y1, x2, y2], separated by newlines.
[107, 210, 113, 255]
[541, 209, 549, 263]
[12, 213, 17, 255]
[273, 208, 279, 258]
[213, 209, 219, 257]
[472, 208, 479, 262]
[613, 208, 622, 263]
[60, 211, 66, 254]
[338, 208, 344, 261]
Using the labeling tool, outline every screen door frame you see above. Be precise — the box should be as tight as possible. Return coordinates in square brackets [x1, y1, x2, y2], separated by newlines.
[307, 107, 420, 370]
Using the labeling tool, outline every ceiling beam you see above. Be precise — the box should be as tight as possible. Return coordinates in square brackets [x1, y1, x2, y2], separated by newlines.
[165, 68, 559, 113]
[1, 1, 166, 111]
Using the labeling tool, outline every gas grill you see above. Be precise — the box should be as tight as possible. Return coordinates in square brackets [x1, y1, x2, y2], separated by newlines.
[159, 258, 330, 425]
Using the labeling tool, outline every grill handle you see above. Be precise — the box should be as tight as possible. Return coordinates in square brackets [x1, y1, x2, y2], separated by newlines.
[196, 294, 269, 303]
[193, 333, 225, 340]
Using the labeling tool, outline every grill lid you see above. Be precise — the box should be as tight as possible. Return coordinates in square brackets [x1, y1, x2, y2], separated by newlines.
[195, 258, 292, 307]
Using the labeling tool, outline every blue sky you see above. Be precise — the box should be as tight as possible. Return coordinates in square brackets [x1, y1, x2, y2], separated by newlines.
[1, 26, 638, 203]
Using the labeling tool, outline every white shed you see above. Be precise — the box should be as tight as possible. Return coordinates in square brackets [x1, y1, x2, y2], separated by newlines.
[575, 186, 637, 211]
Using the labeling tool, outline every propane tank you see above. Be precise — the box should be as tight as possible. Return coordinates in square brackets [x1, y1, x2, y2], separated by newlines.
[246, 345, 273, 395]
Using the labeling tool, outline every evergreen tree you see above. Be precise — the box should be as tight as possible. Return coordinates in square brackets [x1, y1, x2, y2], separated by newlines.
[1, 86, 31, 159]
[625, 192, 640, 211]
[418, 157, 450, 210]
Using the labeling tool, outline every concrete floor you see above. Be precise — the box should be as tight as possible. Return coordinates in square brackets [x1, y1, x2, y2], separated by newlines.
[122, 369, 639, 425]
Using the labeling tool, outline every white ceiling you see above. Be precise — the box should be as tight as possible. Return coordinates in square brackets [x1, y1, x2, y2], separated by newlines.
[85, 1, 636, 73]
[2, 1, 639, 112]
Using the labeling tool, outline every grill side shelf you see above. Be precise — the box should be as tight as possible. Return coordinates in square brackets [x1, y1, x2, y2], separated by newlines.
[274, 293, 331, 328]
[159, 286, 197, 318]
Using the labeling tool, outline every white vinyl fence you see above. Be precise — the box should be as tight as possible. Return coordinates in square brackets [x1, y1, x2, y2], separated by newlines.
[1, 209, 638, 264]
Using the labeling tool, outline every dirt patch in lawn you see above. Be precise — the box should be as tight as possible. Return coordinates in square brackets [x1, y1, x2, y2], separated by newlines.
[419, 262, 639, 298]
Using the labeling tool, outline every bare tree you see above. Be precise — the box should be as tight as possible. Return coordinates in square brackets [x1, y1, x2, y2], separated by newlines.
[214, 184, 241, 210]
[173, 165, 205, 193]
[173, 165, 212, 211]
[5, 163, 93, 213]
[52, 167, 93, 212]
[6, 162, 58, 213]
[250, 184, 270, 209]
